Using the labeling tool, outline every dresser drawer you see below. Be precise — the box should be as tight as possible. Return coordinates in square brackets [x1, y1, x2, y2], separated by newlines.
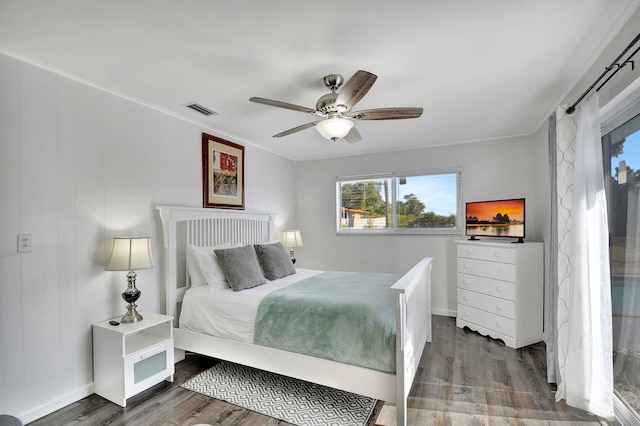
[481, 246, 515, 264]
[457, 244, 515, 264]
[457, 258, 515, 282]
[457, 244, 483, 260]
[457, 304, 515, 337]
[458, 288, 515, 319]
[457, 273, 515, 300]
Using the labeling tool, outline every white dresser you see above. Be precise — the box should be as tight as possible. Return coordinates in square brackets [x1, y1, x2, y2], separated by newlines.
[456, 240, 543, 348]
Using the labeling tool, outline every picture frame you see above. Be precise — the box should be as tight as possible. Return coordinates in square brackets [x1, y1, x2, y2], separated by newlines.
[202, 133, 245, 210]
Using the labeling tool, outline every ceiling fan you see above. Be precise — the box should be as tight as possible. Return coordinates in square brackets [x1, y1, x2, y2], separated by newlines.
[249, 70, 423, 143]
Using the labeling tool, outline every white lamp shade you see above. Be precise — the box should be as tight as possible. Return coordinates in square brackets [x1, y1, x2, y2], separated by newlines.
[315, 117, 354, 141]
[106, 237, 154, 271]
[282, 230, 304, 248]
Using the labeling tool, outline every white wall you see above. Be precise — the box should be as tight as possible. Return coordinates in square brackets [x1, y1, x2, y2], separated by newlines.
[294, 135, 541, 317]
[0, 53, 296, 422]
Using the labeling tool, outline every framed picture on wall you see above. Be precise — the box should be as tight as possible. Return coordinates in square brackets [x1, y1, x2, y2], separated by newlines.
[202, 133, 245, 210]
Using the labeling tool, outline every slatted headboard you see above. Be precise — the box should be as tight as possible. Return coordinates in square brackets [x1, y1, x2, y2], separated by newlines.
[156, 206, 275, 323]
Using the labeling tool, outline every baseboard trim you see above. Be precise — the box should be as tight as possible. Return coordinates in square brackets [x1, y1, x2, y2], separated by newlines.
[431, 308, 456, 317]
[17, 383, 94, 424]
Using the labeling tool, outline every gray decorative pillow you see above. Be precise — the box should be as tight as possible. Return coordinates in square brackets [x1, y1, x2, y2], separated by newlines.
[214, 245, 266, 291]
[254, 241, 296, 280]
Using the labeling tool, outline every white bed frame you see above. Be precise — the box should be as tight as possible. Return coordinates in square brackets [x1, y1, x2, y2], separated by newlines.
[157, 206, 432, 426]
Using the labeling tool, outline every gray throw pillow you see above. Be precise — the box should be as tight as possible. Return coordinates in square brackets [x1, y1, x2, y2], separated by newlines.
[214, 245, 266, 291]
[254, 242, 296, 280]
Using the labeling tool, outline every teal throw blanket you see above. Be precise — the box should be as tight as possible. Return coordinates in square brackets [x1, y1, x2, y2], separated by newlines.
[254, 271, 400, 373]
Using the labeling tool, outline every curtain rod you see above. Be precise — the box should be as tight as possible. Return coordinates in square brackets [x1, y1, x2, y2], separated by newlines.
[566, 32, 640, 115]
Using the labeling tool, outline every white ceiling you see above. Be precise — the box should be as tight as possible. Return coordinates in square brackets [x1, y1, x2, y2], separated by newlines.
[1, 1, 638, 161]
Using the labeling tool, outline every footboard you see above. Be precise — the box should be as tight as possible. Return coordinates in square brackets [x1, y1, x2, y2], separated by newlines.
[391, 257, 433, 426]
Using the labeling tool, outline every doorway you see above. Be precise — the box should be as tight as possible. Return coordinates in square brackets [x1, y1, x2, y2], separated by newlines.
[602, 113, 640, 424]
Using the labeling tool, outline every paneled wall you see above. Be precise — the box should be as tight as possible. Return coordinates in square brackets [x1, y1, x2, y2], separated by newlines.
[0, 53, 296, 422]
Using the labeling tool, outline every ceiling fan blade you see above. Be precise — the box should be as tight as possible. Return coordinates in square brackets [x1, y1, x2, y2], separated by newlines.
[335, 70, 377, 110]
[273, 121, 319, 138]
[250, 97, 317, 114]
[344, 127, 362, 144]
[349, 107, 423, 120]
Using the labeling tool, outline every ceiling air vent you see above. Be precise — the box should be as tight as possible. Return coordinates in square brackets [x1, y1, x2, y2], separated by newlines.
[183, 102, 219, 117]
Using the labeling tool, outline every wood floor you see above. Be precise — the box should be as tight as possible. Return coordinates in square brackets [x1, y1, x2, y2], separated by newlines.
[28, 316, 611, 426]
[377, 316, 610, 425]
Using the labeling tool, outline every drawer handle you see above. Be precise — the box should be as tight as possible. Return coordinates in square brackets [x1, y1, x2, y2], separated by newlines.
[139, 349, 165, 360]
[465, 249, 472, 254]
[496, 305, 502, 310]
[493, 252, 501, 258]
[496, 322, 503, 328]
[463, 264, 470, 269]
[464, 296, 470, 301]
[464, 312, 470, 317]
[496, 287, 503, 292]
[464, 280, 470, 285]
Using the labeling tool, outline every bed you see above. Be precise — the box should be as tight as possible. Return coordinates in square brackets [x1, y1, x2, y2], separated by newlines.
[157, 206, 433, 426]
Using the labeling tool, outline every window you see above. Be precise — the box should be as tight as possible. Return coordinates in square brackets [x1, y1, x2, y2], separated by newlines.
[336, 169, 461, 234]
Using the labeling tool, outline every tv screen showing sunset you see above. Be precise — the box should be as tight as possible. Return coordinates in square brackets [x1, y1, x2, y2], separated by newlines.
[466, 198, 525, 238]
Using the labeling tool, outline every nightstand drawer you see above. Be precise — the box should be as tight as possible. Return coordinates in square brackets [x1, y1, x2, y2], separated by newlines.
[457, 273, 515, 300]
[457, 258, 515, 282]
[458, 288, 515, 319]
[124, 338, 174, 397]
[457, 305, 515, 337]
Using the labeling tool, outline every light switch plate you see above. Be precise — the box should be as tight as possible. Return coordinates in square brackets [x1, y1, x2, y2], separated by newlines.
[18, 234, 32, 252]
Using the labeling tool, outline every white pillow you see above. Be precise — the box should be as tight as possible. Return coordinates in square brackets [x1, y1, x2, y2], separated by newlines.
[186, 243, 232, 286]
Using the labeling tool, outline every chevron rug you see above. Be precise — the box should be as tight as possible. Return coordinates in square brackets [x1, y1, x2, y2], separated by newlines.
[181, 361, 376, 426]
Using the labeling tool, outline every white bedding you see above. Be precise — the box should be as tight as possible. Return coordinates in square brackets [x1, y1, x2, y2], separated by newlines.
[179, 268, 322, 343]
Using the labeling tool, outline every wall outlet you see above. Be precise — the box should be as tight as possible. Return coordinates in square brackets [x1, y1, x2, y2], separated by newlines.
[18, 234, 32, 252]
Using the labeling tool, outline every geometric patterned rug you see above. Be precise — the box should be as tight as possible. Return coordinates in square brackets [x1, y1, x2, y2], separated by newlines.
[181, 361, 376, 426]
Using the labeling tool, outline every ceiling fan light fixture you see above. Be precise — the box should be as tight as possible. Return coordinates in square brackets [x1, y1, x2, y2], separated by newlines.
[250, 70, 421, 142]
[315, 117, 354, 141]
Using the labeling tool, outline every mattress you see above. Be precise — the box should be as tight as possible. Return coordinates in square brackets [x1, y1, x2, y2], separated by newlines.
[178, 268, 323, 343]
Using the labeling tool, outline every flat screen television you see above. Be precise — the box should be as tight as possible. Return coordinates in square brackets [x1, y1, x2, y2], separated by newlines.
[465, 198, 526, 243]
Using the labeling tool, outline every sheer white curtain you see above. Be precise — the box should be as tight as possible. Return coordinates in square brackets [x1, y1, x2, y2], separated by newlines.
[554, 92, 614, 419]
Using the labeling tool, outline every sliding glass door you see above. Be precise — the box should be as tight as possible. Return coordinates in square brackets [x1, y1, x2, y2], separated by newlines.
[602, 114, 640, 425]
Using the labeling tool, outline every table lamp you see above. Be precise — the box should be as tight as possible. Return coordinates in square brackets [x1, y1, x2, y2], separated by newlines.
[282, 230, 304, 264]
[105, 237, 154, 323]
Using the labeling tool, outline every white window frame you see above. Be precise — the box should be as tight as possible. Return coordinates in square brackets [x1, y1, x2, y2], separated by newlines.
[336, 168, 462, 235]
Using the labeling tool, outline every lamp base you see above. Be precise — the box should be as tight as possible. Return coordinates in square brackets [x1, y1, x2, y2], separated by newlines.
[120, 271, 143, 323]
[121, 304, 143, 324]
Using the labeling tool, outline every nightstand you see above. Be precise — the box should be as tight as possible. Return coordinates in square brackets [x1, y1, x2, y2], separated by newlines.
[93, 312, 174, 407]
